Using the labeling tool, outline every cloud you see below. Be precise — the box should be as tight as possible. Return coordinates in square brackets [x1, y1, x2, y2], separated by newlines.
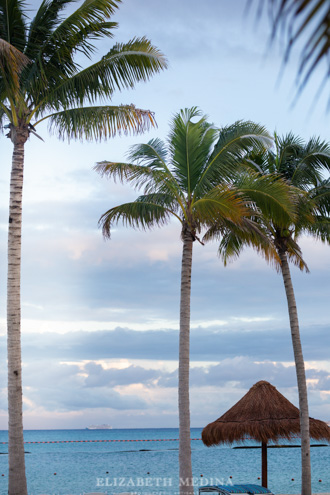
[84, 362, 160, 388]
[1, 338, 329, 428]
[1, 0, 329, 431]
[20, 362, 148, 413]
[11, 323, 329, 364]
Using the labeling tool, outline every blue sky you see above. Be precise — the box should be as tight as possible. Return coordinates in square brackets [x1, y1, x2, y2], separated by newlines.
[0, 0, 329, 429]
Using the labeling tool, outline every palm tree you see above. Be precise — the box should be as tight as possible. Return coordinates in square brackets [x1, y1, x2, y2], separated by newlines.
[210, 133, 330, 495]
[0, 0, 167, 493]
[95, 108, 295, 495]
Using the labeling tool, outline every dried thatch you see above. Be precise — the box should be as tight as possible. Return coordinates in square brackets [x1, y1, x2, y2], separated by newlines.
[202, 380, 330, 446]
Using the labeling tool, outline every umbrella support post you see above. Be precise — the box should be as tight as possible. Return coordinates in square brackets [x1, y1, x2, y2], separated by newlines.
[262, 441, 268, 488]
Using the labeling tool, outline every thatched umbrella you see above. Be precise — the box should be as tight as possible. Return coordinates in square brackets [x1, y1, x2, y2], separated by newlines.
[202, 381, 330, 488]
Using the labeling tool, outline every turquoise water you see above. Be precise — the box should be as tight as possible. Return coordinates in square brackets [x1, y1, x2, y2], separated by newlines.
[0, 429, 329, 495]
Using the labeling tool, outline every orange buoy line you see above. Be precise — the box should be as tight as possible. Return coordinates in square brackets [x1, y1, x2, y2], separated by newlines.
[1, 438, 202, 445]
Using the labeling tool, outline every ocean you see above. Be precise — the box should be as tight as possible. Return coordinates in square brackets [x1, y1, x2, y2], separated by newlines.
[0, 428, 329, 495]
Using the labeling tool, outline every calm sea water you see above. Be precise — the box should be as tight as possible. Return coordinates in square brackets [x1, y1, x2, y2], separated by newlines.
[0, 429, 329, 495]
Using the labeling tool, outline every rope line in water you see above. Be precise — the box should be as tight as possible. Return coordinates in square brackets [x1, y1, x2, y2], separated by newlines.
[1, 438, 202, 445]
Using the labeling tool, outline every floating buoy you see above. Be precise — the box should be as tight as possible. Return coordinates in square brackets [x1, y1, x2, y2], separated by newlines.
[257, 477, 260, 480]
[319, 480, 322, 482]
[54, 473, 57, 475]
[291, 479, 294, 481]
[200, 474, 203, 477]
[229, 476, 232, 479]
[106, 471, 109, 474]
[1, 474, 4, 477]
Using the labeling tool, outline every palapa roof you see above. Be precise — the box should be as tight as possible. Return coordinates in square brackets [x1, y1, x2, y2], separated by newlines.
[202, 380, 330, 446]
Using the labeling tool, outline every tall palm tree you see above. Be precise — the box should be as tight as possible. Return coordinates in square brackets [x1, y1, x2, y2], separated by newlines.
[0, 0, 167, 493]
[96, 108, 295, 495]
[209, 133, 330, 495]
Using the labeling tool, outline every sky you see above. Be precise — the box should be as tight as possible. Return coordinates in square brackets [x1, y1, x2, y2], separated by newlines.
[0, 0, 329, 430]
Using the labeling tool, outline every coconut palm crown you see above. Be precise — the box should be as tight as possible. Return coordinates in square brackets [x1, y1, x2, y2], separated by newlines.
[0, 0, 167, 140]
[215, 133, 330, 266]
[208, 132, 330, 495]
[96, 108, 296, 495]
[1, 1, 167, 494]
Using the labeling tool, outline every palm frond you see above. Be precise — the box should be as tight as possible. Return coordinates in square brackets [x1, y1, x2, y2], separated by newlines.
[252, 0, 329, 96]
[43, 104, 157, 141]
[42, 0, 119, 59]
[0, 38, 30, 99]
[168, 107, 218, 196]
[193, 185, 247, 226]
[127, 138, 168, 169]
[212, 222, 280, 268]
[24, 19, 118, 106]
[101, 37, 168, 88]
[95, 159, 184, 205]
[303, 215, 330, 243]
[275, 132, 304, 177]
[236, 171, 298, 226]
[309, 178, 330, 215]
[99, 197, 179, 239]
[291, 0, 329, 92]
[216, 230, 247, 264]
[284, 236, 310, 272]
[0, 0, 26, 50]
[22, 0, 120, 99]
[290, 137, 330, 187]
[35, 39, 167, 113]
[24, 0, 75, 59]
[126, 139, 187, 202]
[195, 121, 273, 197]
[0, 103, 6, 130]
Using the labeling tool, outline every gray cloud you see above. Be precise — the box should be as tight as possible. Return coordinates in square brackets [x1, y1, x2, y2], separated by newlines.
[21, 362, 148, 412]
[84, 362, 160, 388]
[14, 324, 330, 363]
[1, 340, 329, 424]
[159, 359, 298, 389]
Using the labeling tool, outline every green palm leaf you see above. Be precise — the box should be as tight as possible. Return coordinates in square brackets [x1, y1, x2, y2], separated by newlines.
[42, 0, 119, 60]
[95, 159, 184, 203]
[251, 0, 330, 98]
[216, 226, 280, 267]
[0, 103, 6, 129]
[0, 0, 26, 50]
[195, 121, 272, 198]
[193, 185, 247, 226]
[0, 38, 30, 99]
[309, 178, 330, 215]
[235, 171, 298, 226]
[127, 139, 168, 170]
[206, 130, 330, 273]
[304, 215, 330, 243]
[24, 0, 74, 59]
[290, 137, 330, 187]
[168, 107, 218, 196]
[99, 198, 180, 238]
[32, 38, 167, 114]
[45, 105, 157, 141]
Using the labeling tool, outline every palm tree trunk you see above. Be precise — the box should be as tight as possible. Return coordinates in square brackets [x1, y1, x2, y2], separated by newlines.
[7, 126, 28, 495]
[179, 229, 194, 495]
[279, 250, 311, 495]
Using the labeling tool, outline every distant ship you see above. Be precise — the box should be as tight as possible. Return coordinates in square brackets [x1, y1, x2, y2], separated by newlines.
[86, 424, 113, 430]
